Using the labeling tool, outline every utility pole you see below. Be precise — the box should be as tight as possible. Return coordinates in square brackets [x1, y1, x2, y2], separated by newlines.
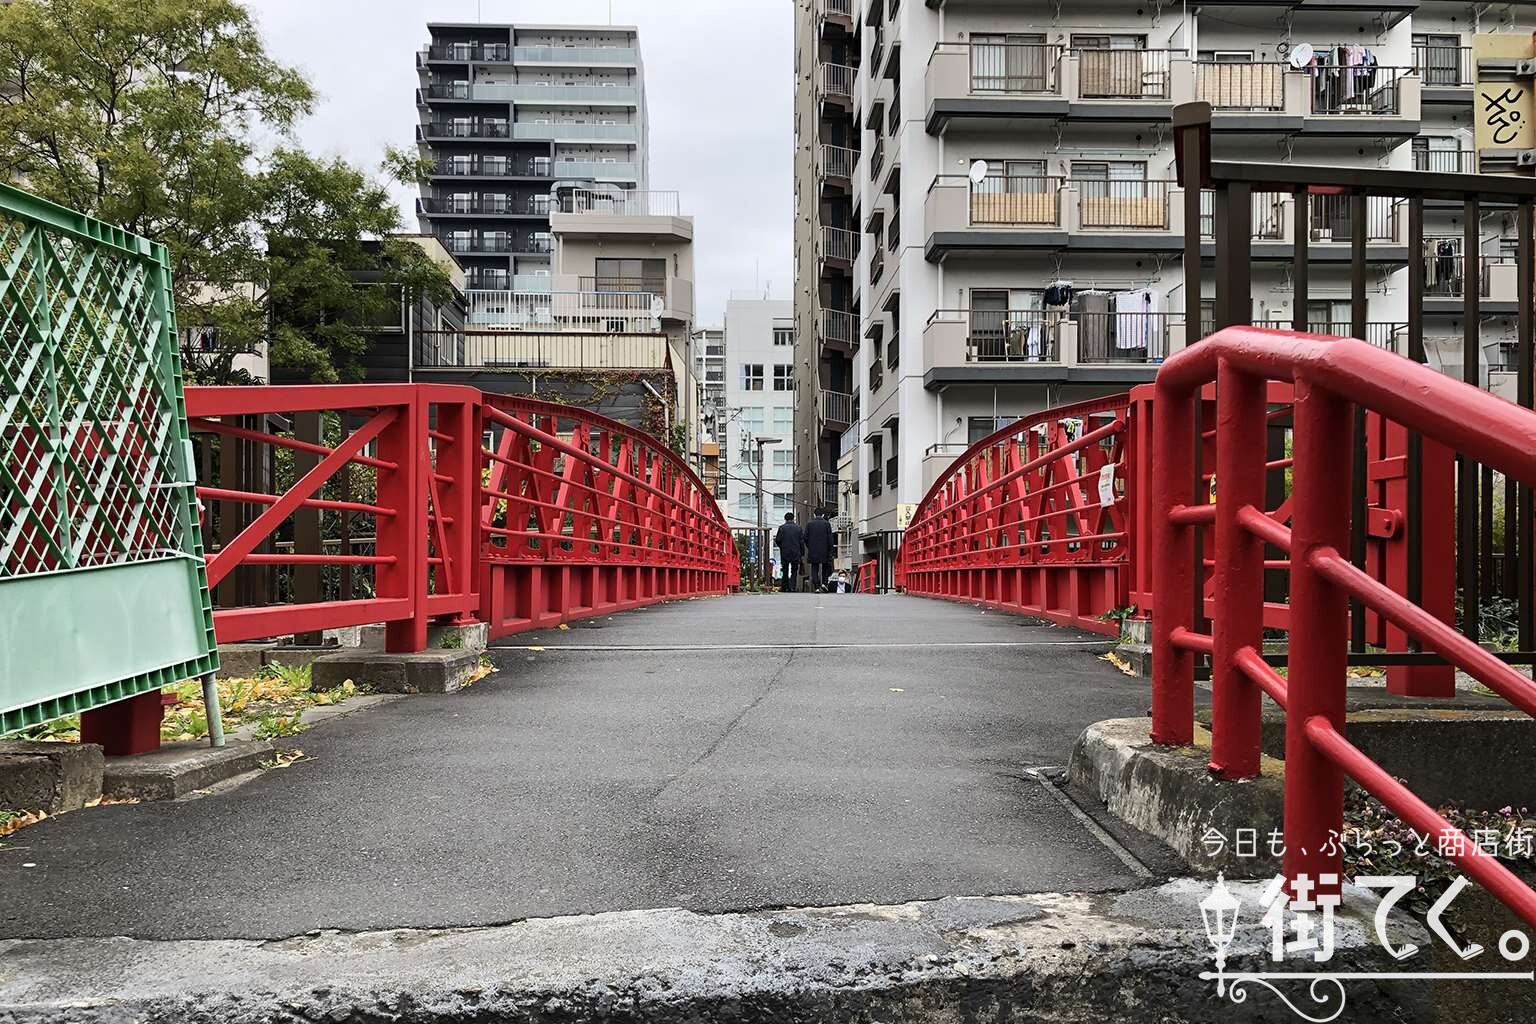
[755, 435, 780, 582]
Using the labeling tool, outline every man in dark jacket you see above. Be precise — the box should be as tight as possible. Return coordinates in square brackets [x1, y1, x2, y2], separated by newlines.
[805, 507, 836, 592]
[774, 511, 805, 593]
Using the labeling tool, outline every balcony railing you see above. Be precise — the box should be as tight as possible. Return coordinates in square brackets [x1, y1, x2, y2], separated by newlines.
[512, 46, 637, 64]
[969, 175, 1063, 226]
[1414, 44, 1473, 87]
[1414, 149, 1475, 174]
[821, 62, 856, 102]
[1308, 194, 1400, 242]
[560, 189, 681, 216]
[822, 144, 858, 181]
[470, 83, 640, 104]
[822, 388, 853, 428]
[1423, 249, 1502, 298]
[421, 43, 510, 63]
[434, 158, 552, 178]
[416, 330, 665, 371]
[550, 160, 641, 181]
[577, 275, 668, 295]
[822, 308, 856, 347]
[960, 41, 1063, 95]
[1073, 48, 1177, 100]
[418, 196, 548, 215]
[818, 472, 839, 509]
[464, 289, 659, 332]
[945, 310, 1059, 363]
[511, 274, 552, 292]
[1258, 320, 1407, 352]
[869, 356, 884, 393]
[1074, 312, 1175, 363]
[1198, 190, 1290, 240]
[511, 122, 639, 142]
[839, 425, 860, 459]
[821, 224, 857, 264]
[444, 234, 551, 255]
[821, 0, 853, 16]
[424, 81, 471, 100]
[1194, 61, 1285, 111]
[420, 121, 510, 140]
[1075, 179, 1172, 230]
[1311, 66, 1407, 115]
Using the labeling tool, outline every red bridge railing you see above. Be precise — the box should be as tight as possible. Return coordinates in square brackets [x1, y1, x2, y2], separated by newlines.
[895, 395, 1134, 634]
[1153, 326, 1536, 928]
[187, 385, 736, 653]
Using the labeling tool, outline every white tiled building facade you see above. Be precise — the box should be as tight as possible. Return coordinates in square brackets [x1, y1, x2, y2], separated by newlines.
[724, 297, 799, 529]
[794, 0, 1535, 569]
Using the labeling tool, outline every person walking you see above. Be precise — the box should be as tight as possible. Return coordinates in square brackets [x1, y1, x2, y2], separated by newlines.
[774, 511, 805, 593]
[805, 507, 835, 592]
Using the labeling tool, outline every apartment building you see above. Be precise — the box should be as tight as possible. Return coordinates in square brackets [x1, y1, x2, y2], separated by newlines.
[415, 22, 649, 294]
[724, 296, 798, 529]
[793, 0, 1535, 572]
[693, 325, 727, 440]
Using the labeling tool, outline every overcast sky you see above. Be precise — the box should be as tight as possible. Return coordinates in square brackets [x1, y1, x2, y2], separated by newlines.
[244, 0, 793, 326]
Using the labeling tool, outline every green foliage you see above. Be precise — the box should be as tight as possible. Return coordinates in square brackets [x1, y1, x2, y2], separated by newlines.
[255, 660, 312, 691]
[440, 631, 465, 650]
[0, 0, 451, 385]
[253, 711, 306, 740]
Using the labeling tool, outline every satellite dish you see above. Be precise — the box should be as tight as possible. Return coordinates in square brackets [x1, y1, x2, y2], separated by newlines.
[1288, 43, 1314, 70]
[968, 160, 990, 185]
[650, 296, 665, 318]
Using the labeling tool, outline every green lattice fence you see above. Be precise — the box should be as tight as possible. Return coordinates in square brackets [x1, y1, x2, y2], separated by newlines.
[0, 183, 218, 733]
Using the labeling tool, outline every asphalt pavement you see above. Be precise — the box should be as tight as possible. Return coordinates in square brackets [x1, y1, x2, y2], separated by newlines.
[0, 593, 1155, 940]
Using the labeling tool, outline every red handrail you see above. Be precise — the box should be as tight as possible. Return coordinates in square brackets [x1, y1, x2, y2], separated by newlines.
[1152, 326, 1536, 929]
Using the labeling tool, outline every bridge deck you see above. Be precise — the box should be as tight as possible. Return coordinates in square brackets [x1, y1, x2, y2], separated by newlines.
[0, 594, 1162, 941]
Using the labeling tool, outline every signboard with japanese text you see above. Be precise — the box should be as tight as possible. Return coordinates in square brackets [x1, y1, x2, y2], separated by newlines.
[1473, 33, 1536, 153]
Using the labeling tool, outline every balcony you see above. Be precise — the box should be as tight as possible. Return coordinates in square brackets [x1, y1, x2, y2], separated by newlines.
[416, 330, 665, 371]
[418, 196, 548, 216]
[510, 122, 639, 143]
[420, 43, 511, 63]
[821, 144, 857, 189]
[1423, 254, 1521, 310]
[433, 158, 553, 179]
[559, 189, 680, 217]
[818, 472, 839, 509]
[512, 46, 637, 65]
[822, 388, 853, 431]
[820, 62, 856, 104]
[818, 0, 854, 30]
[1311, 66, 1413, 117]
[921, 309, 1178, 387]
[549, 160, 641, 182]
[1415, 44, 1474, 96]
[925, 175, 1187, 260]
[1414, 149, 1475, 174]
[821, 307, 857, 351]
[839, 425, 860, 460]
[444, 234, 552, 256]
[469, 83, 639, 105]
[820, 225, 857, 269]
[418, 121, 511, 141]
[1194, 191, 1409, 261]
[464, 289, 660, 333]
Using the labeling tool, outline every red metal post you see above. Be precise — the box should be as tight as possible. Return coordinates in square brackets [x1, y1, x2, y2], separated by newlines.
[1151, 379, 1196, 746]
[1209, 360, 1266, 778]
[1284, 376, 1354, 896]
[379, 393, 428, 653]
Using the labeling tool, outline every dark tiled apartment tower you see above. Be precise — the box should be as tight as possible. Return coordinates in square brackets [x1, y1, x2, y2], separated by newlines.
[415, 23, 649, 291]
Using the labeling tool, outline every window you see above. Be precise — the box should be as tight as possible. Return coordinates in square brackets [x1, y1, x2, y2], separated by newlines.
[594, 257, 665, 293]
[742, 364, 764, 391]
[772, 493, 792, 511]
[739, 406, 765, 434]
[773, 327, 794, 347]
[975, 158, 1050, 195]
[772, 406, 793, 434]
[739, 492, 759, 515]
[773, 364, 794, 391]
[968, 416, 1020, 444]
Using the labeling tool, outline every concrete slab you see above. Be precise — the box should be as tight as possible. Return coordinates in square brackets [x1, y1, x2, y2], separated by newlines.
[0, 881, 1433, 1023]
[0, 741, 103, 814]
[358, 621, 488, 653]
[310, 649, 481, 695]
[214, 642, 275, 678]
[1069, 717, 1285, 877]
[101, 740, 274, 802]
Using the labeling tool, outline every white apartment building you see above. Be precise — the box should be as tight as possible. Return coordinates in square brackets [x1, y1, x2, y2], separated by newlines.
[794, 0, 1535, 572]
[723, 297, 799, 529]
[693, 325, 727, 444]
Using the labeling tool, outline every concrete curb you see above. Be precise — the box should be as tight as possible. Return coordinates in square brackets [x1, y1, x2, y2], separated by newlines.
[101, 740, 274, 803]
[0, 881, 1431, 1023]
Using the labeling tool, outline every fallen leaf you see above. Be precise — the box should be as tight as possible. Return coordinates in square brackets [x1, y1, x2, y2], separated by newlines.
[558, 623, 570, 631]
[1100, 652, 1137, 677]
[889, 688, 905, 693]
[260, 749, 312, 770]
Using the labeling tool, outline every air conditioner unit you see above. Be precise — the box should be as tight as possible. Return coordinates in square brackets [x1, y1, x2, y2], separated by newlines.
[1516, 150, 1536, 168]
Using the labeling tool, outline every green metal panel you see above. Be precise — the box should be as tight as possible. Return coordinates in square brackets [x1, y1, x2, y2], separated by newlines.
[0, 182, 218, 734]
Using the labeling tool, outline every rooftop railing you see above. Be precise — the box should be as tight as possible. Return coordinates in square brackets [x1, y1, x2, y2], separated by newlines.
[465, 289, 659, 332]
[416, 330, 665, 370]
[560, 189, 681, 216]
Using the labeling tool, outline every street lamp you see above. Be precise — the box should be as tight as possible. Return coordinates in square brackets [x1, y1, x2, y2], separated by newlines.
[1200, 873, 1242, 996]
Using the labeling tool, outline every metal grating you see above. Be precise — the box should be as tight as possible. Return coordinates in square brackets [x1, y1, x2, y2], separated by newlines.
[0, 183, 218, 733]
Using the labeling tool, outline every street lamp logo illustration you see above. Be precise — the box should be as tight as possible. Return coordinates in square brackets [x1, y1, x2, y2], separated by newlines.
[1197, 871, 1534, 1023]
